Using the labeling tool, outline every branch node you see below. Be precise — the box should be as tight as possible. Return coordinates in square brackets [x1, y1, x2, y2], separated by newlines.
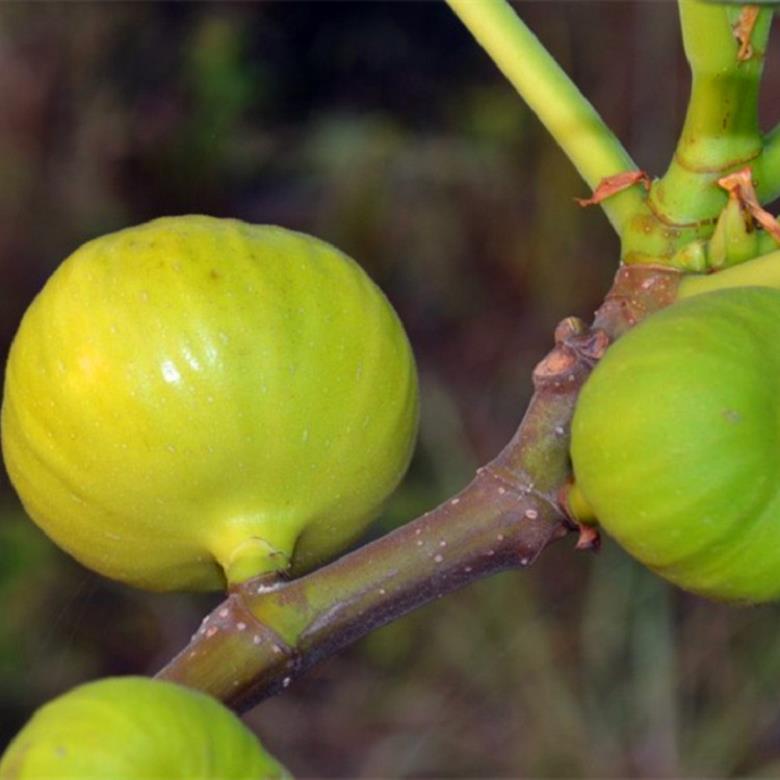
[575, 170, 651, 207]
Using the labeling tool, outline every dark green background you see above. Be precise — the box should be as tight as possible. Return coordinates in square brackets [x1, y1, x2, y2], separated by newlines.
[1, 3, 780, 777]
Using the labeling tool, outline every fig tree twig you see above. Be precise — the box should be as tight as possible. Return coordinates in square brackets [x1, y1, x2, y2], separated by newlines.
[444, 0, 644, 236]
[157, 264, 681, 713]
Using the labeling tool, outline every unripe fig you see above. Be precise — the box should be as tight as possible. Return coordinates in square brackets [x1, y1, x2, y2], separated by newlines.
[570, 286, 780, 602]
[1, 216, 418, 591]
[0, 676, 289, 779]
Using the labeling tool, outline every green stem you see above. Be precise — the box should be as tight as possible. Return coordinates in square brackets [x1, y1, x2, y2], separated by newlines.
[648, 0, 772, 225]
[446, 0, 643, 235]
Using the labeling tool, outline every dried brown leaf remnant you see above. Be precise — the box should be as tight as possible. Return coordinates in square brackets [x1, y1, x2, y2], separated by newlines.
[718, 167, 780, 243]
[575, 171, 651, 208]
[733, 5, 761, 62]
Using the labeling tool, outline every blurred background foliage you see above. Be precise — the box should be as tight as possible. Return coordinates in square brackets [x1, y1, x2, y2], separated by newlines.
[1, 3, 780, 777]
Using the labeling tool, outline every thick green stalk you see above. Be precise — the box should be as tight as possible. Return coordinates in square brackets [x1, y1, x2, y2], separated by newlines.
[648, 1, 772, 225]
[446, 0, 643, 235]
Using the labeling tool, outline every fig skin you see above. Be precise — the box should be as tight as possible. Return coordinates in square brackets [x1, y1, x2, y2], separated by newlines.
[0, 677, 289, 779]
[1, 216, 419, 591]
[570, 286, 780, 602]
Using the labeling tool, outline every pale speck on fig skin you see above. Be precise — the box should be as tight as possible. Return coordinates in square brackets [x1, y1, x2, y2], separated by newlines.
[161, 360, 181, 384]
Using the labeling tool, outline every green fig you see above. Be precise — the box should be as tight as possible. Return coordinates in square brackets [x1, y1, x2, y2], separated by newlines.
[570, 286, 780, 602]
[1, 216, 419, 591]
[0, 676, 290, 779]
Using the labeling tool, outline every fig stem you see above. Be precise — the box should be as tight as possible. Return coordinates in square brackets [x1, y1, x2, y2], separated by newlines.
[620, 1, 775, 265]
[647, 1, 772, 225]
[156, 264, 682, 713]
[444, 0, 643, 236]
[563, 482, 597, 525]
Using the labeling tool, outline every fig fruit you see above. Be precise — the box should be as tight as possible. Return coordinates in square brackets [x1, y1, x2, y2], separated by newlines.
[0, 676, 289, 779]
[570, 286, 780, 602]
[1, 216, 418, 590]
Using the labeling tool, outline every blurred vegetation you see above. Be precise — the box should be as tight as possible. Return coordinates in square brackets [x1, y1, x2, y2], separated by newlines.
[1, 3, 780, 778]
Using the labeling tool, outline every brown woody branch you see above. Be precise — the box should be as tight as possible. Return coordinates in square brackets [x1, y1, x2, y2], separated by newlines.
[156, 264, 681, 713]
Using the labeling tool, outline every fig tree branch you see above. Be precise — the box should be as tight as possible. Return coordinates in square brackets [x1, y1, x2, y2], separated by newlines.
[156, 264, 682, 713]
[444, 0, 644, 236]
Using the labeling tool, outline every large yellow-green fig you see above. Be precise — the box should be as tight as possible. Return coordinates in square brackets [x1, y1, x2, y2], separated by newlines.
[0, 676, 289, 779]
[1, 216, 418, 591]
[570, 286, 780, 602]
